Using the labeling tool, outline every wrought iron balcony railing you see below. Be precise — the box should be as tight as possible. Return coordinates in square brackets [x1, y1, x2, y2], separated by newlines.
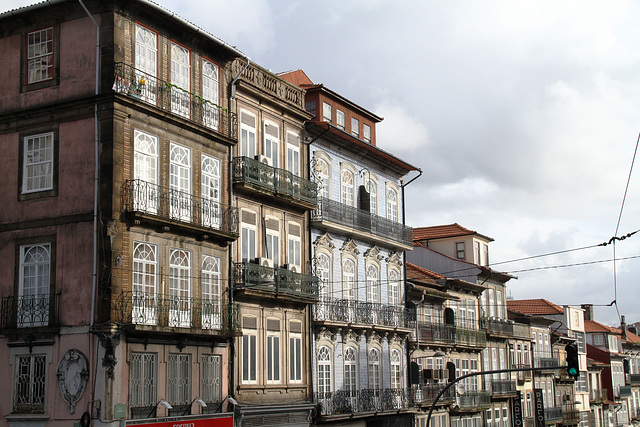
[619, 385, 632, 398]
[123, 179, 239, 239]
[562, 406, 580, 424]
[456, 390, 491, 411]
[412, 321, 456, 345]
[311, 197, 412, 247]
[535, 356, 559, 371]
[481, 317, 514, 336]
[412, 384, 456, 406]
[544, 406, 563, 422]
[232, 156, 318, 206]
[314, 388, 411, 416]
[454, 326, 487, 348]
[233, 262, 319, 301]
[628, 374, 640, 386]
[1, 293, 61, 329]
[314, 298, 413, 329]
[484, 379, 517, 396]
[112, 291, 240, 333]
[113, 62, 237, 139]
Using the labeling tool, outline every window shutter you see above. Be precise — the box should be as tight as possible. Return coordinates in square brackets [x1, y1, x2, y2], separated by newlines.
[241, 111, 255, 128]
[266, 218, 279, 231]
[242, 210, 256, 225]
[289, 223, 301, 237]
[265, 122, 279, 138]
[243, 316, 257, 329]
[290, 321, 302, 333]
[267, 319, 280, 331]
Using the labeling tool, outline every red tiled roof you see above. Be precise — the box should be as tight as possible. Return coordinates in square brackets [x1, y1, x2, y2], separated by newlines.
[585, 320, 620, 334]
[412, 223, 494, 242]
[507, 299, 564, 316]
[406, 263, 445, 282]
[277, 69, 314, 87]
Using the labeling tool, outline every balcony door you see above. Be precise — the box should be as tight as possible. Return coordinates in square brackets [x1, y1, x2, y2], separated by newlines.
[134, 131, 159, 214]
[201, 256, 221, 329]
[170, 143, 192, 222]
[135, 24, 157, 103]
[132, 242, 158, 325]
[171, 42, 190, 118]
[202, 59, 219, 130]
[201, 154, 220, 228]
[18, 244, 51, 327]
[169, 249, 191, 328]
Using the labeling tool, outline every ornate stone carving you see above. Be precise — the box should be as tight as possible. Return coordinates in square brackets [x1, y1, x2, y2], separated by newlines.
[93, 325, 122, 379]
[313, 232, 335, 250]
[386, 251, 403, 267]
[56, 349, 89, 414]
[340, 239, 359, 255]
[364, 245, 384, 261]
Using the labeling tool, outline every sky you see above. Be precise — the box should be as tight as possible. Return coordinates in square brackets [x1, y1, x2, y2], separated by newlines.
[2, 0, 638, 327]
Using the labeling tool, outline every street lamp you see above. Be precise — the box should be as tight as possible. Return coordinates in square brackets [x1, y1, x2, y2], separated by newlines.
[182, 397, 207, 416]
[148, 398, 173, 418]
[216, 395, 238, 413]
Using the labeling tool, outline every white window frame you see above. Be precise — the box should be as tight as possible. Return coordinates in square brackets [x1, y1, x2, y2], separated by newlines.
[336, 109, 345, 129]
[318, 346, 332, 394]
[317, 252, 331, 301]
[366, 177, 378, 215]
[130, 352, 157, 414]
[289, 322, 302, 384]
[170, 142, 192, 222]
[135, 24, 157, 103]
[201, 255, 221, 330]
[314, 156, 330, 199]
[168, 353, 191, 408]
[241, 210, 257, 262]
[391, 349, 402, 389]
[240, 110, 257, 158]
[388, 268, 400, 307]
[23, 132, 54, 194]
[266, 323, 281, 384]
[241, 317, 257, 384]
[263, 120, 279, 168]
[286, 132, 300, 177]
[287, 222, 301, 271]
[363, 124, 371, 143]
[27, 27, 54, 84]
[351, 117, 359, 137]
[366, 264, 380, 304]
[368, 348, 381, 390]
[322, 102, 332, 122]
[456, 242, 465, 259]
[202, 58, 220, 130]
[201, 154, 221, 228]
[342, 258, 356, 300]
[18, 243, 51, 327]
[169, 249, 191, 328]
[386, 186, 399, 222]
[265, 216, 280, 267]
[171, 42, 191, 118]
[132, 242, 158, 325]
[341, 167, 355, 207]
[133, 130, 159, 214]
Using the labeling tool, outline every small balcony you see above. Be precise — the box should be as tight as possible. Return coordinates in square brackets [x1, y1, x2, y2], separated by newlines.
[544, 407, 563, 422]
[410, 321, 456, 346]
[619, 385, 632, 398]
[454, 326, 487, 349]
[0, 293, 61, 331]
[232, 156, 317, 210]
[233, 262, 319, 303]
[484, 379, 517, 397]
[456, 390, 491, 412]
[481, 317, 514, 337]
[412, 384, 456, 407]
[123, 179, 239, 242]
[314, 388, 411, 416]
[513, 364, 532, 383]
[627, 374, 640, 386]
[314, 298, 413, 330]
[536, 356, 560, 373]
[311, 197, 412, 251]
[112, 292, 240, 335]
[113, 62, 237, 140]
[590, 388, 608, 403]
[562, 406, 580, 424]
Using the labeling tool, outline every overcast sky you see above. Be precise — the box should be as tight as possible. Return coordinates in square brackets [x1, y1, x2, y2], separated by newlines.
[3, 0, 638, 327]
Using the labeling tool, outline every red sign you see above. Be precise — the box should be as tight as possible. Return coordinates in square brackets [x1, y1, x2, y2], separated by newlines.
[126, 415, 233, 427]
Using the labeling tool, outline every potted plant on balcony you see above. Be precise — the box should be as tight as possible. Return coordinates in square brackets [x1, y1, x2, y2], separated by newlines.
[128, 76, 145, 99]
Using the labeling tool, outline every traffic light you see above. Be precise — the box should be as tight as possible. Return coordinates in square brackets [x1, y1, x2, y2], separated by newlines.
[565, 343, 579, 379]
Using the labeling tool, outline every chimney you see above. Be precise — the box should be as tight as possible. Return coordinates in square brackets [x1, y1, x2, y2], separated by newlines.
[581, 304, 593, 321]
[621, 315, 627, 340]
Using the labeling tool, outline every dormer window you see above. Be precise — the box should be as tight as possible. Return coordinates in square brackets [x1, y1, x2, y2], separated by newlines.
[322, 102, 332, 122]
[336, 110, 345, 130]
[456, 242, 465, 259]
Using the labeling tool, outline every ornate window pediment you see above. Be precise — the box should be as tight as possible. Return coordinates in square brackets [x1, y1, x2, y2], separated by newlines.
[386, 251, 403, 267]
[340, 239, 359, 255]
[364, 245, 384, 262]
[314, 232, 335, 250]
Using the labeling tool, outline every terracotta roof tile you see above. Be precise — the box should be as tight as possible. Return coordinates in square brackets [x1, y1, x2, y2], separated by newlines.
[585, 320, 620, 334]
[506, 299, 564, 316]
[406, 263, 445, 281]
[413, 223, 478, 241]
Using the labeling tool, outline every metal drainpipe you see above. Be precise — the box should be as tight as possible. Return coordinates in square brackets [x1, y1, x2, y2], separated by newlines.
[78, 0, 100, 421]
[228, 57, 250, 401]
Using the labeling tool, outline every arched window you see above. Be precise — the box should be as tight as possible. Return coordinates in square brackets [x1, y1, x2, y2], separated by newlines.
[387, 188, 398, 222]
[366, 178, 377, 215]
[201, 255, 221, 329]
[391, 349, 402, 389]
[342, 259, 355, 300]
[316, 158, 329, 199]
[318, 346, 332, 394]
[341, 169, 355, 207]
[317, 253, 331, 300]
[368, 348, 381, 390]
[366, 264, 380, 304]
[344, 347, 358, 392]
[388, 269, 400, 307]
[169, 249, 191, 327]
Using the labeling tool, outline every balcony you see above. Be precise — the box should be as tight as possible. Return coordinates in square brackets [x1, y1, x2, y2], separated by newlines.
[314, 388, 411, 416]
[311, 197, 412, 250]
[485, 379, 517, 397]
[112, 292, 240, 335]
[456, 390, 491, 411]
[589, 388, 608, 403]
[113, 62, 237, 140]
[535, 356, 560, 371]
[454, 326, 487, 349]
[314, 298, 413, 330]
[619, 385, 632, 398]
[411, 321, 456, 346]
[513, 364, 532, 383]
[544, 407, 563, 422]
[233, 262, 319, 303]
[123, 179, 239, 242]
[412, 384, 456, 407]
[0, 293, 61, 331]
[232, 157, 317, 210]
[481, 317, 514, 337]
[562, 406, 580, 424]
[627, 374, 640, 386]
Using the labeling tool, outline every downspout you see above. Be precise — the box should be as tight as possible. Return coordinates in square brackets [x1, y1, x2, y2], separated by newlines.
[79, 0, 100, 421]
[228, 57, 250, 401]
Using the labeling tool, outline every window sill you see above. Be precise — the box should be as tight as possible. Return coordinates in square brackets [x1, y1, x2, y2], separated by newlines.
[4, 413, 49, 421]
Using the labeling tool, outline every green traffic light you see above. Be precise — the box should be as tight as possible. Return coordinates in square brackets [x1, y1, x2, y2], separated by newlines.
[569, 367, 578, 376]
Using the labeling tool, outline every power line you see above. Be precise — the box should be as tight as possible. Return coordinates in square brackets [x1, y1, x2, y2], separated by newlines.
[504, 255, 640, 274]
